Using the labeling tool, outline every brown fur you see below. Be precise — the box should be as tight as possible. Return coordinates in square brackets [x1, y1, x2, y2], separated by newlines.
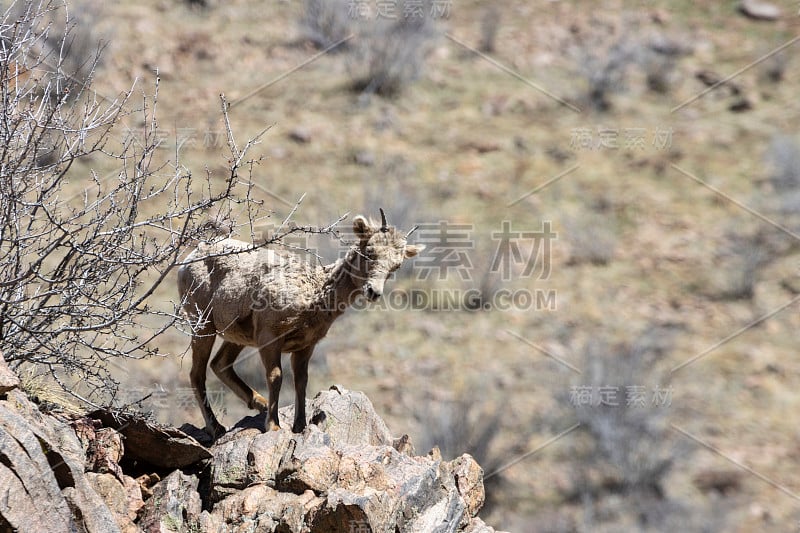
[178, 214, 424, 437]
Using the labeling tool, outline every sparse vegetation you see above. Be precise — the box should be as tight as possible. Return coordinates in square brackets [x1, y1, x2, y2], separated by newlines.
[299, 0, 352, 52]
[415, 389, 524, 515]
[564, 213, 617, 266]
[0, 0, 797, 530]
[347, 10, 437, 97]
[572, 23, 639, 112]
[478, 6, 500, 54]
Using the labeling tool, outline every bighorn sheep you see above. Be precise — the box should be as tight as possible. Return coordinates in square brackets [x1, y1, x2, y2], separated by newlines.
[178, 210, 424, 438]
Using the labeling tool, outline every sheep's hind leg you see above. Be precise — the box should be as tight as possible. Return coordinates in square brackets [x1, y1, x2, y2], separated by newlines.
[291, 347, 313, 433]
[210, 341, 268, 412]
[258, 343, 283, 431]
[190, 330, 226, 440]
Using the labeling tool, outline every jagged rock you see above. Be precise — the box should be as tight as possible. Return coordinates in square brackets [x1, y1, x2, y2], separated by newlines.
[393, 433, 415, 455]
[122, 475, 146, 520]
[208, 427, 264, 501]
[90, 408, 212, 468]
[464, 517, 501, 533]
[0, 385, 502, 532]
[0, 351, 18, 394]
[136, 473, 161, 500]
[87, 427, 125, 480]
[276, 426, 340, 495]
[138, 470, 203, 532]
[0, 389, 120, 532]
[309, 385, 395, 447]
[208, 484, 325, 532]
[336, 446, 466, 533]
[451, 454, 486, 525]
[86, 473, 141, 532]
[739, 0, 781, 20]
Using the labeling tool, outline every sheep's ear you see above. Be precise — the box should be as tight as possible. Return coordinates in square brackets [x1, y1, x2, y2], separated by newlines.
[353, 215, 372, 241]
[404, 244, 425, 258]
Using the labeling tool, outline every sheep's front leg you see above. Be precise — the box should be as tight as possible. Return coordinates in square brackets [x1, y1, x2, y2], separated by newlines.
[190, 330, 226, 439]
[291, 346, 314, 433]
[259, 343, 283, 431]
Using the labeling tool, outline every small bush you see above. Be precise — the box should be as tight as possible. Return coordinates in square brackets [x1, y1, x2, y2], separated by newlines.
[478, 6, 500, 54]
[572, 23, 691, 110]
[415, 390, 526, 515]
[564, 214, 617, 266]
[573, 28, 638, 112]
[299, 0, 352, 52]
[297, 0, 437, 97]
[765, 135, 800, 193]
[560, 327, 724, 530]
[347, 3, 437, 97]
[759, 47, 790, 83]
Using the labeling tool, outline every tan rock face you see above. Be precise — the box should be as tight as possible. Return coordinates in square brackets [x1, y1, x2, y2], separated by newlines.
[0, 351, 19, 394]
[0, 386, 505, 533]
[0, 389, 120, 533]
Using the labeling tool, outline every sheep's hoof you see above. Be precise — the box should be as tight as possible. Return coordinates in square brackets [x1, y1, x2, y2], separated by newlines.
[268, 420, 281, 432]
[250, 394, 268, 412]
[292, 423, 306, 434]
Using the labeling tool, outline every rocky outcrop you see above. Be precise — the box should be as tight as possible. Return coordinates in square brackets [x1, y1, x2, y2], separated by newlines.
[0, 350, 504, 533]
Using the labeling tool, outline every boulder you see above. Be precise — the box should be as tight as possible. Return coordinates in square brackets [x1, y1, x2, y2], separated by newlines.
[138, 470, 203, 532]
[86, 473, 142, 532]
[90, 408, 212, 468]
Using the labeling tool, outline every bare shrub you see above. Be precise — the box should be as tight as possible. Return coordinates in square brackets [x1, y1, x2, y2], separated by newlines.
[0, 1, 328, 405]
[697, 234, 770, 301]
[296, 0, 437, 96]
[299, 0, 352, 52]
[572, 23, 638, 112]
[564, 214, 616, 266]
[6, 0, 107, 101]
[415, 390, 525, 515]
[759, 46, 791, 83]
[572, 22, 691, 109]
[560, 327, 726, 530]
[347, 3, 438, 97]
[478, 6, 500, 54]
[765, 134, 800, 193]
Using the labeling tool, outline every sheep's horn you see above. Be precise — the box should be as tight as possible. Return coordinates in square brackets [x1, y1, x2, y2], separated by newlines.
[406, 225, 419, 238]
[379, 208, 388, 232]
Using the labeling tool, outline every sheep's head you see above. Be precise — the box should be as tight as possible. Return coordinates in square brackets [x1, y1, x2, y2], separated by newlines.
[352, 209, 424, 302]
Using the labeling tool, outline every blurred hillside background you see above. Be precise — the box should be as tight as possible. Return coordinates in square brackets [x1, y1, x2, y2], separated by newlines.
[4, 0, 800, 530]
